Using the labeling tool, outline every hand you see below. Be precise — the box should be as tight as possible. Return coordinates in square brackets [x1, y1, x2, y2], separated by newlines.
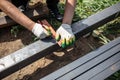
[32, 23, 51, 39]
[55, 24, 75, 48]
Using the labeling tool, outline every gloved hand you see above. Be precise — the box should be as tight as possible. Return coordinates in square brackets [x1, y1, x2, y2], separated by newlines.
[32, 23, 51, 39]
[55, 24, 75, 48]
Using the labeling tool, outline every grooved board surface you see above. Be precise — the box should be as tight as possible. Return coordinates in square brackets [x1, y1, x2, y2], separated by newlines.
[41, 37, 120, 80]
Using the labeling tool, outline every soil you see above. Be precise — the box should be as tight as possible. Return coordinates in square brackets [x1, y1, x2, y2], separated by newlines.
[0, 0, 118, 80]
[0, 18, 103, 80]
[0, 26, 102, 80]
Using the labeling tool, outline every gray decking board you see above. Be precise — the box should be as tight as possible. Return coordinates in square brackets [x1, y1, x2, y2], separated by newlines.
[40, 37, 120, 80]
[74, 51, 120, 80]
[90, 60, 120, 80]
[0, 3, 120, 79]
[56, 41, 120, 80]
[0, 6, 48, 28]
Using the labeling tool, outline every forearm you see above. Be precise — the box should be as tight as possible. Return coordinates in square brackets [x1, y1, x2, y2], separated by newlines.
[62, 0, 76, 25]
[0, 0, 35, 31]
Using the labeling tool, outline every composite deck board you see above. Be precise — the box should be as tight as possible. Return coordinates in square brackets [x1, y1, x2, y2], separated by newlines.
[90, 60, 120, 80]
[74, 52, 120, 80]
[0, 3, 120, 79]
[56, 41, 120, 80]
[40, 37, 120, 80]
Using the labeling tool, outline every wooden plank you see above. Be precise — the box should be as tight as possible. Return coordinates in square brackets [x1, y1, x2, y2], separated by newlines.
[40, 37, 120, 80]
[0, 3, 120, 79]
[0, 6, 49, 28]
[90, 60, 120, 80]
[74, 52, 120, 80]
[39, 20, 62, 46]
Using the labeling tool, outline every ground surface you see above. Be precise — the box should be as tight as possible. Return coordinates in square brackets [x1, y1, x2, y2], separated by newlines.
[0, 26, 102, 80]
[0, 23, 102, 80]
[0, 0, 119, 80]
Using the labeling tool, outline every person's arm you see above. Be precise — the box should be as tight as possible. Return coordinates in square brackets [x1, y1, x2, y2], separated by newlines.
[0, 0, 34, 31]
[55, 0, 76, 48]
[0, 0, 51, 39]
[62, 0, 76, 25]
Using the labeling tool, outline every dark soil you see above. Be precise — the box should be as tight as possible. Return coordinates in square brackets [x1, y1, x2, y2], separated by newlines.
[0, 26, 102, 80]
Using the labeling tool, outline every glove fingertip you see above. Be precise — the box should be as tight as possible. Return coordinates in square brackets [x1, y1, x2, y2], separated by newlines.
[61, 43, 66, 48]
[55, 34, 61, 41]
[61, 39, 66, 48]
[69, 39, 73, 45]
[71, 37, 76, 45]
[67, 39, 71, 46]
[48, 30, 52, 35]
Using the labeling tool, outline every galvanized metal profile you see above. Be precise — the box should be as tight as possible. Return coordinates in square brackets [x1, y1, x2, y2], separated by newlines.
[0, 2, 120, 79]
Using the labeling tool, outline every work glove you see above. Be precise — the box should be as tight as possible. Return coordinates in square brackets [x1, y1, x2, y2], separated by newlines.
[32, 23, 51, 39]
[55, 24, 75, 48]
